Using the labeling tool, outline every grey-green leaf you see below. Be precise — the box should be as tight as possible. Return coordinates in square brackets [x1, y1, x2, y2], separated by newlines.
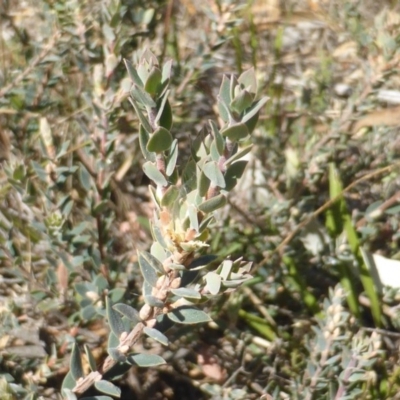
[113, 303, 141, 324]
[197, 168, 210, 198]
[106, 297, 126, 337]
[139, 125, 156, 162]
[127, 353, 166, 367]
[209, 120, 225, 155]
[225, 144, 253, 166]
[70, 343, 83, 381]
[171, 287, 201, 299]
[138, 251, 159, 287]
[205, 272, 222, 295]
[224, 160, 248, 191]
[155, 91, 172, 129]
[230, 90, 254, 114]
[202, 161, 225, 188]
[161, 185, 179, 207]
[143, 327, 169, 346]
[221, 123, 249, 141]
[166, 139, 178, 176]
[219, 75, 231, 105]
[238, 67, 257, 93]
[241, 96, 269, 124]
[140, 250, 165, 273]
[147, 127, 173, 153]
[198, 194, 227, 213]
[142, 161, 168, 186]
[124, 59, 143, 87]
[144, 67, 162, 95]
[94, 380, 121, 398]
[84, 345, 97, 372]
[129, 98, 153, 133]
[130, 85, 156, 108]
[108, 347, 126, 362]
[167, 306, 212, 324]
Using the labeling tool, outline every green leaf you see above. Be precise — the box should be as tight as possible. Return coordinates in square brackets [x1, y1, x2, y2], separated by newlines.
[238, 67, 257, 93]
[161, 185, 179, 207]
[113, 303, 141, 324]
[108, 347, 126, 362]
[230, 90, 254, 114]
[70, 343, 83, 381]
[142, 161, 167, 186]
[140, 250, 165, 274]
[106, 297, 127, 337]
[94, 380, 121, 398]
[62, 388, 78, 400]
[144, 67, 162, 95]
[61, 371, 76, 392]
[328, 163, 382, 326]
[79, 162, 92, 191]
[147, 127, 173, 153]
[166, 139, 178, 176]
[130, 85, 156, 108]
[198, 194, 227, 213]
[31, 160, 48, 182]
[143, 327, 169, 346]
[171, 287, 201, 300]
[221, 123, 249, 141]
[84, 345, 97, 372]
[181, 159, 197, 192]
[138, 250, 159, 287]
[157, 97, 173, 130]
[167, 306, 212, 324]
[151, 221, 168, 248]
[239, 309, 276, 341]
[188, 204, 199, 231]
[139, 125, 156, 162]
[92, 200, 109, 216]
[244, 110, 259, 134]
[210, 140, 220, 162]
[217, 96, 231, 123]
[241, 96, 269, 124]
[224, 160, 248, 191]
[127, 353, 166, 367]
[205, 272, 221, 295]
[282, 256, 320, 316]
[129, 98, 153, 133]
[219, 75, 231, 105]
[108, 331, 120, 350]
[197, 168, 210, 198]
[124, 59, 143, 87]
[225, 144, 253, 166]
[80, 397, 113, 400]
[188, 255, 217, 269]
[209, 120, 225, 155]
[162, 59, 172, 83]
[202, 161, 225, 188]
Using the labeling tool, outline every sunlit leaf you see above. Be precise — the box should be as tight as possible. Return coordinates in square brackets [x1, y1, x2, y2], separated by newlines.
[142, 161, 167, 186]
[94, 380, 121, 397]
[143, 327, 169, 346]
[167, 306, 211, 324]
[127, 353, 166, 367]
[147, 127, 172, 153]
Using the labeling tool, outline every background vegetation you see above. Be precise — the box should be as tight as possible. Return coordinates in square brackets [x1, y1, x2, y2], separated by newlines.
[1, 0, 400, 399]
